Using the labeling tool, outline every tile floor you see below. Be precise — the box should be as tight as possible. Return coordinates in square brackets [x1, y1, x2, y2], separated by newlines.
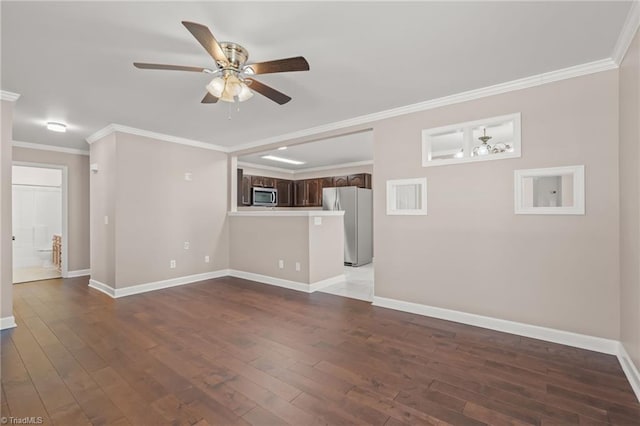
[319, 262, 374, 302]
[13, 266, 61, 284]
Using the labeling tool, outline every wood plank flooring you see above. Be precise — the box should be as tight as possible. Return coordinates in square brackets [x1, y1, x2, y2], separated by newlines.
[1, 276, 638, 425]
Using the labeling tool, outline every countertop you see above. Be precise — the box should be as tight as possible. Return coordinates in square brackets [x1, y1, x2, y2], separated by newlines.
[228, 210, 345, 217]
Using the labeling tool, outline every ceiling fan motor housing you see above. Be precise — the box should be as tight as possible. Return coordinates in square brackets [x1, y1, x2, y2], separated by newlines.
[219, 42, 249, 70]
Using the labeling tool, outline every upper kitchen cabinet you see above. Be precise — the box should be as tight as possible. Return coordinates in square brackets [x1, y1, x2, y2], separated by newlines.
[251, 176, 276, 188]
[348, 173, 371, 189]
[276, 179, 293, 207]
[238, 170, 252, 206]
[294, 179, 322, 207]
[334, 176, 349, 187]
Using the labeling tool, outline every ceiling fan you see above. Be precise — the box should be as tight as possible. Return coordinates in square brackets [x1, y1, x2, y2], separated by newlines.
[133, 21, 309, 105]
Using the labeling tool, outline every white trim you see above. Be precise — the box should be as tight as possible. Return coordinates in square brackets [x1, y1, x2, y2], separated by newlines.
[228, 210, 344, 217]
[309, 274, 346, 292]
[13, 140, 90, 156]
[292, 160, 374, 174]
[0, 316, 17, 330]
[0, 90, 20, 102]
[85, 124, 230, 153]
[612, 0, 640, 65]
[372, 296, 620, 355]
[117, 270, 230, 298]
[238, 160, 374, 176]
[88, 279, 116, 297]
[228, 59, 616, 152]
[66, 269, 91, 278]
[228, 270, 311, 292]
[386, 177, 428, 216]
[618, 342, 640, 402]
[12, 162, 69, 278]
[228, 269, 344, 294]
[237, 161, 295, 175]
[514, 165, 585, 215]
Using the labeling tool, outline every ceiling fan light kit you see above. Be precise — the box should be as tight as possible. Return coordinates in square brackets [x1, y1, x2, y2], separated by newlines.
[133, 21, 309, 108]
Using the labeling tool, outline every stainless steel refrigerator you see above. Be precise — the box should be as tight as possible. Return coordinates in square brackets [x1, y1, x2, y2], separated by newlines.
[322, 187, 373, 266]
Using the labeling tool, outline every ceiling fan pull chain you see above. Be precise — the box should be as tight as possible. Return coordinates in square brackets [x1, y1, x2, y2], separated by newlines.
[234, 95, 240, 112]
[227, 103, 232, 120]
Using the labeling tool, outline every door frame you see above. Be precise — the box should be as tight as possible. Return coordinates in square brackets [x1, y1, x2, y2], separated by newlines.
[12, 161, 69, 279]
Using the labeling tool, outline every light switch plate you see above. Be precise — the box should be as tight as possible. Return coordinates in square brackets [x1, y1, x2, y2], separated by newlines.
[184, 172, 193, 181]
[314, 217, 322, 226]
[184, 242, 190, 250]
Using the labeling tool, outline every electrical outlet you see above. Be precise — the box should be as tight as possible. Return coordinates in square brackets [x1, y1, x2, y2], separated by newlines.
[104, 215, 109, 225]
[278, 260, 284, 269]
[184, 241, 190, 250]
[170, 260, 176, 269]
[314, 217, 322, 226]
[295, 262, 301, 272]
[204, 255, 210, 263]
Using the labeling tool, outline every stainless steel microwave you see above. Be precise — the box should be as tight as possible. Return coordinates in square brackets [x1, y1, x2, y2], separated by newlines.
[252, 187, 277, 206]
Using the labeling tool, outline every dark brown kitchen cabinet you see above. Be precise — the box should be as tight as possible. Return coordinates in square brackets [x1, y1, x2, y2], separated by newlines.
[239, 173, 252, 206]
[348, 173, 371, 189]
[276, 179, 293, 207]
[334, 176, 349, 187]
[293, 179, 322, 207]
[321, 177, 334, 188]
[251, 176, 275, 188]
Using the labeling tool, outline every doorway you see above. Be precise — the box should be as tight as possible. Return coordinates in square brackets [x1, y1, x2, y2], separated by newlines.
[12, 163, 67, 284]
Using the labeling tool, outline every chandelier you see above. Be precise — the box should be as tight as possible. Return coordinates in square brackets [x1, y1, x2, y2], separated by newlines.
[472, 128, 512, 156]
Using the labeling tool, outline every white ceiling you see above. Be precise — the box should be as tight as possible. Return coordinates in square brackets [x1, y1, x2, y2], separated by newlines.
[239, 130, 373, 171]
[1, 1, 632, 153]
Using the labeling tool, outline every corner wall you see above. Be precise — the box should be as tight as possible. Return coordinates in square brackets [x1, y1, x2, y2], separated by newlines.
[619, 27, 640, 375]
[89, 132, 229, 291]
[0, 99, 15, 324]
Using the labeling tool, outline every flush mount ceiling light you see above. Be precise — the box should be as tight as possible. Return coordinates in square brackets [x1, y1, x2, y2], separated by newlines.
[261, 155, 305, 165]
[472, 127, 512, 156]
[46, 122, 67, 133]
[277, 146, 288, 150]
[133, 21, 309, 106]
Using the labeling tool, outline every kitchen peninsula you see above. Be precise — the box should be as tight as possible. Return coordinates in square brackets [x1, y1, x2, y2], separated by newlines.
[228, 210, 345, 293]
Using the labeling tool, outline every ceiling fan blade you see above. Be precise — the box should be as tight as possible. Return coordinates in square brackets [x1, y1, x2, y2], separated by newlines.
[248, 56, 310, 75]
[133, 62, 208, 72]
[201, 92, 219, 104]
[182, 21, 228, 66]
[246, 78, 291, 105]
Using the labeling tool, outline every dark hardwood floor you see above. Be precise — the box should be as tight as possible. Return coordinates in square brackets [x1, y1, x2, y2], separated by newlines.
[1, 276, 638, 425]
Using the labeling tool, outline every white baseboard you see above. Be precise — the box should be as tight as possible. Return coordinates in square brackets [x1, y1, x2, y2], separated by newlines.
[89, 270, 229, 298]
[88, 279, 116, 298]
[65, 269, 91, 278]
[228, 269, 344, 294]
[228, 269, 312, 293]
[310, 274, 346, 292]
[617, 342, 640, 402]
[0, 316, 17, 330]
[372, 296, 620, 355]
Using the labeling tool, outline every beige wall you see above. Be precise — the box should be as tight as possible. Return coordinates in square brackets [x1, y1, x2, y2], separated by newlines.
[1, 100, 14, 320]
[12, 147, 90, 272]
[90, 132, 229, 289]
[90, 134, 117, 287]
[620, 29, 640, 368]
[374, 70, 620, 339]
[229, 214, 344, 284]
[114, 133, 229, 287]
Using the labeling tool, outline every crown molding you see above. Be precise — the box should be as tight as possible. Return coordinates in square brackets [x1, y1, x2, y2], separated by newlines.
[228, 58, 617, 153]
[237, 159, 373, 175]
[293, 160, 373, 174]
[237, 161, 294, 174]
[13, 140, 90, 156]
[86, 124, 230, 153]
[0, 90, 20, 102]
[612, 0, 640, 65]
